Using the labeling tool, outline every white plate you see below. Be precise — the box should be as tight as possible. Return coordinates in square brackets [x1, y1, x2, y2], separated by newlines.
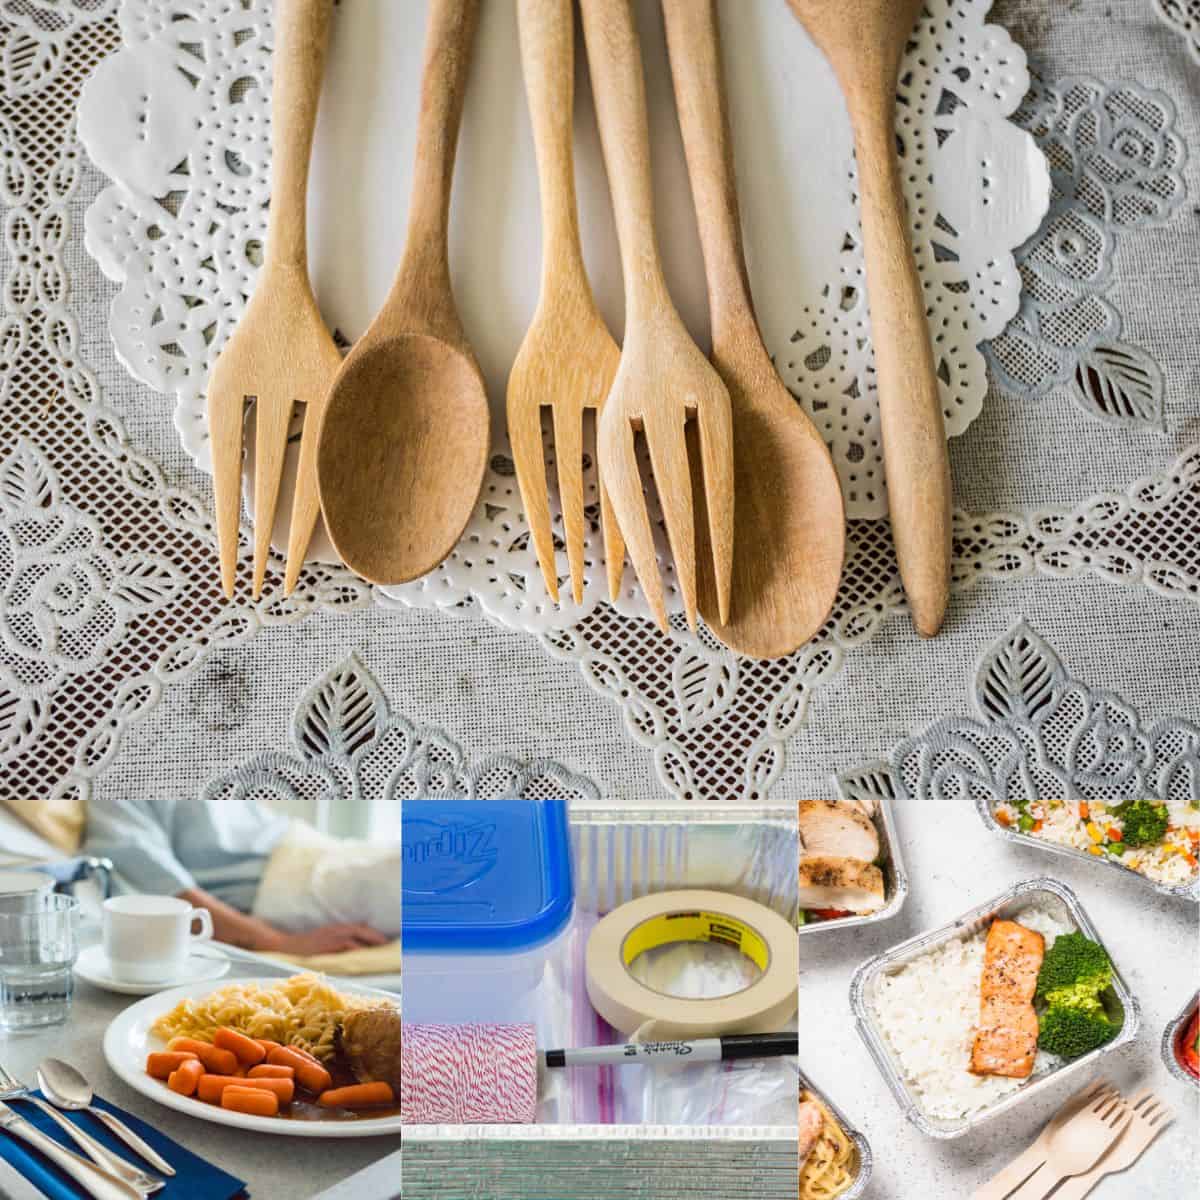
[76, 944, 231, 995]
[103, 977, 403, 1138]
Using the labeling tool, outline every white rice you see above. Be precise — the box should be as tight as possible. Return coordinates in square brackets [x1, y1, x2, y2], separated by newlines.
[871, 902, 1071, 1121]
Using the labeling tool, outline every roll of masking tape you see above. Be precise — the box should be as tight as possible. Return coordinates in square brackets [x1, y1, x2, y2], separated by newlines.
[585, 889, 799, 1040]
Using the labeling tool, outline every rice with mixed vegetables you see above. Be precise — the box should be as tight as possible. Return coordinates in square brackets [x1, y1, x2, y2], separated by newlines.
[994, 800, 1200, 886]
[870, 902, 1070, 1121]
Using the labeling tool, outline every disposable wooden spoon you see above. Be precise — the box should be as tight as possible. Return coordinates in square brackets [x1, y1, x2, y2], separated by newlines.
[207, 0, 340, 599]
[316, 0, 488, 586]
[785, 0, 952, 637]
[661, 0, 844, 658]
[580, 0, 734, 633]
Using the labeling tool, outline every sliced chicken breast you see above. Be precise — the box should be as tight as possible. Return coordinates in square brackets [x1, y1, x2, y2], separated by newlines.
[798, 801, 880, 862]
[797, 856, 886, 914]
[798, 1099, 825, 1167]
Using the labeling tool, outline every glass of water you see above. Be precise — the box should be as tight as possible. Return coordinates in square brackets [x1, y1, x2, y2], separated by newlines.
[0, 892, 79, 1031]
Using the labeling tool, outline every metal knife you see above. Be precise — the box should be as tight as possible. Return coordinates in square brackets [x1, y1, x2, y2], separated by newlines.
[0, 1101, 142, 1200]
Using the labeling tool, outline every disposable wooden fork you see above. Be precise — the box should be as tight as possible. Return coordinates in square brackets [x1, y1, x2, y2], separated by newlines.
[1004, 1090, 1133, 1200]
[1052, 1089, 1173, 1199]
[207, 0, 341, 599]
[579, 0, 734, 632]
[508, 0, 624, 606]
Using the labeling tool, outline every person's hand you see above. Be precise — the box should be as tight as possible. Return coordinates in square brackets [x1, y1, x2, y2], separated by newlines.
[263, 923, 390, 956]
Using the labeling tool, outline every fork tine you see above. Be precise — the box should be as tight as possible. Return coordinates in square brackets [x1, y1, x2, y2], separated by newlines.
[643, 407, 698, 629]
[693, 393, 734, 626]
[601, 412, 668, 630]
[251, 395, 295, 599]
[552, 403, 586, 606]
[599, 477, 625, 602]
[283, 398, 325, 596]
[510, 401, 560, 604]
[208, 386, 246, 599]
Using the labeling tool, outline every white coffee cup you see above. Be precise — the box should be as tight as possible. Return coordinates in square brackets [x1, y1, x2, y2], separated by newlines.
[102, 895, 214, 983]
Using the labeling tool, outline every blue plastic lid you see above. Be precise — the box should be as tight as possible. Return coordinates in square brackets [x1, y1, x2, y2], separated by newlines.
[401, 799, 574, 954]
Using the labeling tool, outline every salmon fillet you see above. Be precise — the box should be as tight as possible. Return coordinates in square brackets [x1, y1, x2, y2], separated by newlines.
[969, 919, 1045, 1079]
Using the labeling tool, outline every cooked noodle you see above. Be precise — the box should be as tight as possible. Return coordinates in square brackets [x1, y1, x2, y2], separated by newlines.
[149, 973, 376, 1061]
[799, 1091, 855, 1200]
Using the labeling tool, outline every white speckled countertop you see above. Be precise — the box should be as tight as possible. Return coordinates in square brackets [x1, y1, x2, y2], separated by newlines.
[800, 800, 1199, 1198]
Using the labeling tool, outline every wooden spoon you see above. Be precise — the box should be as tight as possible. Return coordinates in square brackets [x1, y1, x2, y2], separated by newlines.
[316, 0, 488, 586]
[662, 0, 844, 658]
[785, 0, 952, 637]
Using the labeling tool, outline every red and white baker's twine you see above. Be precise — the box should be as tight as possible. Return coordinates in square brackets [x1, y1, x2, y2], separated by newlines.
[401, 1023, 538, 1124]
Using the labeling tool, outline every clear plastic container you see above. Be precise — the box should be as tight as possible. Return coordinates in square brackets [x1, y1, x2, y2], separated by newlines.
[401, 799, 575, 1024]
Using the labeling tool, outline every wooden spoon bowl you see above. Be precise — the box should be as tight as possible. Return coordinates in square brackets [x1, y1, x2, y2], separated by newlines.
[318, 333, 487, 582]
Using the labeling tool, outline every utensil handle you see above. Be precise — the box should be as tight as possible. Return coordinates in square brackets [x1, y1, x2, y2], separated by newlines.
[89, 1108, 175, 1178]
[517, 0, 585, 283]
[579, 0, 668, 320]
[26, 1099, 158, 1194]
[0, 1110, 141, 1200]
[265, 0, 334, 268]
[1004, 1162, 1059, 1200]
[970, 1146, 1048, 1200]
[391, 0, 480, 336]
[852, 108, 951, 637]
[659, 0, 754, 346]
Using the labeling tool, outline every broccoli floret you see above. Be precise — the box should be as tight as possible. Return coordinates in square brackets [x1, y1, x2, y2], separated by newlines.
[1043, 982, 1106, 1015]
[1114, 800, 1169, 848]
[1036, 932, 1113, 1000]
[1038, 1005, 1119, 1059]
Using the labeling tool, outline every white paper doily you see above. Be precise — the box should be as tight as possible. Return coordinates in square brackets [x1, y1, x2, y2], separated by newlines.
[79, 0, 1048, 629]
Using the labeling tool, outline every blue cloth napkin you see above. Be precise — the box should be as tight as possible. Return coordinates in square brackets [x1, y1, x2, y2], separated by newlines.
[0, 1089, 247, 1200]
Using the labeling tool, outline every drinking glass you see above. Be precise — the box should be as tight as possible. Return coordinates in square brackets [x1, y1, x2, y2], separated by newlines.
[0, 892, 79, 1030]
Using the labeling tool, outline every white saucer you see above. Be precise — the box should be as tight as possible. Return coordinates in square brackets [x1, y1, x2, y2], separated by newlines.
[75, 944, 231, 995]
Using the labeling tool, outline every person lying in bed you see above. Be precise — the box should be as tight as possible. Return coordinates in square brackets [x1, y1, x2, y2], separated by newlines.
[84, 798, 393, 956]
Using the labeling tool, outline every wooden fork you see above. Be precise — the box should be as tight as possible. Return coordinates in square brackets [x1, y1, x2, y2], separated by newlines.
[1052, 1089, 1173, 1199]
[579, 0, 734, 632]
[509, 0, 624, 606]
[207, 0, 341, 599]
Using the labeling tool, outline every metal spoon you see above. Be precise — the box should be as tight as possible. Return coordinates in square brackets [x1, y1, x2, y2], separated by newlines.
[37, 1060, 175, 1178]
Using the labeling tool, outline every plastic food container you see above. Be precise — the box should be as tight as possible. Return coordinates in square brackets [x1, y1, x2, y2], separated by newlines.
[975, 798, 1200, 902]
[401, 799, 575, 1024]
[1161, 990, 1200, 1091]
[849, 878, 1140, 1139]
[799, 1067, 872, 1199]
[798, 791, 909, 937]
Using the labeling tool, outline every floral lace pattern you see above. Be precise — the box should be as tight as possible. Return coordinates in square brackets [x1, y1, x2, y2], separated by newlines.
[0, 2, 1194, 809]
[984, 75, 1187, 426]
[202, 654, 601, 808]
[844, 621, 1200, 803]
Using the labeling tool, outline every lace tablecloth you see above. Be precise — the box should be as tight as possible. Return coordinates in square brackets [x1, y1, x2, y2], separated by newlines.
[0, 0, 1197, 813]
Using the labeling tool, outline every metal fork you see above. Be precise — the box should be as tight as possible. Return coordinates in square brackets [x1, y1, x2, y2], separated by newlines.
[0, 1062, 161, 1195]
[579, 0, 734, 631]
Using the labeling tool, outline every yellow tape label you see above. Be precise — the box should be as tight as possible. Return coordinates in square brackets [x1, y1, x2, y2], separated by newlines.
[620, 909, 771, 972]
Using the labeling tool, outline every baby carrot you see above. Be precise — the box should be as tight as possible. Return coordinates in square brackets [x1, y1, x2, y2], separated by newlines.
[214, 1027, 267, 1066]
[196, 1074, 295, 1105]
[167, 1037, 239, 1076]
[167, 1059, 205, 1097]
[317, 1082, 395, 1109]
[146, 1051, 199, 1080]
[267, 1046, 332, 1094]
[247, 1064, 294, 1079]
[221, 1086, 279, 1118]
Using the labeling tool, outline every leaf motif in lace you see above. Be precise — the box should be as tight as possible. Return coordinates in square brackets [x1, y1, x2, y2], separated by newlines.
[984, 75, 1187, 426]
[844, 621, 1200, 803]
[202, 654, 602, 807]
